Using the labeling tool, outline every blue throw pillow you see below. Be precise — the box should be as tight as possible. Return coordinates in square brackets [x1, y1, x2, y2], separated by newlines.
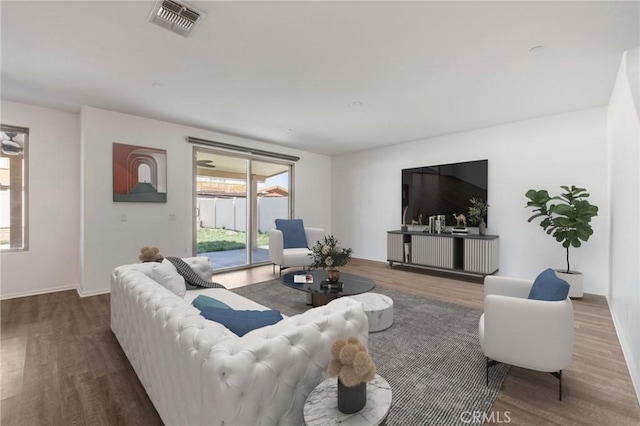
[528, 268, 570, 301]
[275, 218, 308, 249]
[192, 295, 231, 311]
[200, 307, 283, 337]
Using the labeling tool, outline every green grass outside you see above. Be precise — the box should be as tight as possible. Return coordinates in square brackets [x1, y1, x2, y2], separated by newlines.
[197, 228, 269, 253]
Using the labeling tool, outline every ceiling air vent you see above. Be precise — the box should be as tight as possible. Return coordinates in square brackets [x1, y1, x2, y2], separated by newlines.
[148, 0, 204, 38]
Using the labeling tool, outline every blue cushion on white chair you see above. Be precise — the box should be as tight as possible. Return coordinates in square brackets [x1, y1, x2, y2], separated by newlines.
[528, 268, 570, 301]
[275, 219, 308, 249]
[200, 307, 283, 337]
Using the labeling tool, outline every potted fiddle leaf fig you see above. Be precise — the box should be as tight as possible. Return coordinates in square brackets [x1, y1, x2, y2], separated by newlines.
[525, 185, 599, 297]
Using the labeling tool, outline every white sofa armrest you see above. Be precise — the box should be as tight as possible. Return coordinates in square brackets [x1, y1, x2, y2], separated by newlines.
[200, 297, 368, 425]
[484, 275, 533, 299]
[269, 229, 285, 265]
[304, 227, 326, 247]
[482, 295, 574, 372]
[181, 256, 213, 281]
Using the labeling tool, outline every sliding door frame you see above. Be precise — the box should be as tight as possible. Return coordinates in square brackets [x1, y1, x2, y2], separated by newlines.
[192, 145, 295, 271]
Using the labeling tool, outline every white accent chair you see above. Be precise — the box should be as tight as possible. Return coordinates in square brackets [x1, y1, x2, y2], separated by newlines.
[478, 275, 574, 400]
[269, 227, 325, 275]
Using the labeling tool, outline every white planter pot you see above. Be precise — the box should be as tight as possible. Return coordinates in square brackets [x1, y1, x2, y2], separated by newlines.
[555, 270, 583, 298]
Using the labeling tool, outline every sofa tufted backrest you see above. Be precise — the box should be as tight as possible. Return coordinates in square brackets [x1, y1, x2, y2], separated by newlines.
[181, 256, 215, 281]
[128, 256, 214, 282]
[111, 263, 368, 426]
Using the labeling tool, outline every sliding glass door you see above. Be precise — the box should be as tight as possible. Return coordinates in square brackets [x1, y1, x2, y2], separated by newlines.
[194, 148, 292, 271]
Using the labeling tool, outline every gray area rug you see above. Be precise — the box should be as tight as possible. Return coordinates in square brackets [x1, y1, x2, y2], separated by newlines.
[233, 280, 510, 426]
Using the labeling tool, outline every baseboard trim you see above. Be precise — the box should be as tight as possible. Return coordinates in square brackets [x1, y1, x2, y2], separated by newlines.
[608, 297, 640, 407]
[0, 284, 78, 300]
[76, 287, 110, 298]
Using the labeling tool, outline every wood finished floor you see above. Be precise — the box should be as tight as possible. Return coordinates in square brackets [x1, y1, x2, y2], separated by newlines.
[1, 258, 638, 425]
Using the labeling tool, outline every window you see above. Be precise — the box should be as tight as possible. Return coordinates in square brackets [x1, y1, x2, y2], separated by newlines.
[1, 125, 28, 251]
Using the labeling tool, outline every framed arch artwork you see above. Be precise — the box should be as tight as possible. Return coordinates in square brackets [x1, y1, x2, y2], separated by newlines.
[113, 143, 167, 202]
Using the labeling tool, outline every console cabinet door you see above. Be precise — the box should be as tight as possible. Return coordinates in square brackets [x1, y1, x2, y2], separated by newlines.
[464, 238, 499, 274]
[411, 235, 454, 269]
[387, 233, 404, 262]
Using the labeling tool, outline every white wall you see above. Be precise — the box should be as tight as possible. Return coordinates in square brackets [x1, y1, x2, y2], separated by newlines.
[608, 48, 640, 402]
[0, 101, 80, 298]
[80, 106, 330, 294]
[332, 107, 610, 295]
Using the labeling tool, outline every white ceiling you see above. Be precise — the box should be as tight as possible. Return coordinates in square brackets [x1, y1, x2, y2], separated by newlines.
[1, 1, 638, 156]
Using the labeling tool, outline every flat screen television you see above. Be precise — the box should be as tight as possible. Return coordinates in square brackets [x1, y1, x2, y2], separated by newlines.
[402, 160, 488, 227]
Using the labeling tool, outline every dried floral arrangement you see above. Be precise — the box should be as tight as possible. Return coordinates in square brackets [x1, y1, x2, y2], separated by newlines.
[310, 235, 353, 269]
[328, 337, 376, 387]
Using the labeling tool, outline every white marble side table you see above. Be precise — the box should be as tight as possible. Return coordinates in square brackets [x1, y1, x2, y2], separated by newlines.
[303, 375, 392, 426]
[348, 293, 394, 332]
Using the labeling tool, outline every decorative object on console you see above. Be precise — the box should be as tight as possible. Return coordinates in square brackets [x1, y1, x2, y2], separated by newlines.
[429, 215, 436, 233]
[436, 214, 446, 234]
[525, 185, 599, 298]
[451, 227, 468, 235]
[401, 206, 409, 231]
[328, 336, 376, 414]
[411, 207, 423, 225]
[310, 235, 353, 284]
[468, 198, 489, 235]
[453, 213, 467, 228]
[452, 213, 468, 235]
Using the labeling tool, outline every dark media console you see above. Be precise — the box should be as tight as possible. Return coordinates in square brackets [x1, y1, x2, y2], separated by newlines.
[387, 230, 499, 277]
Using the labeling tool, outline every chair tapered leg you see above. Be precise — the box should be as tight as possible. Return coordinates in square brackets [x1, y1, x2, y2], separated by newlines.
[486, 357, 489, 386]
[550, 371, 562, 400]
[487, 362, 564, 400]
[485, 358, 501, 386]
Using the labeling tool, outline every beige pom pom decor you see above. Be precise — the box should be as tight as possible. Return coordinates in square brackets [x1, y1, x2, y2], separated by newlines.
[328, 337, 376, 388]
[138, 246, 163, 262]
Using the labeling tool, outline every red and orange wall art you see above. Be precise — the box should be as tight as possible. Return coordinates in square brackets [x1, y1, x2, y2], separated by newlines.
[113, 143, 167, 202]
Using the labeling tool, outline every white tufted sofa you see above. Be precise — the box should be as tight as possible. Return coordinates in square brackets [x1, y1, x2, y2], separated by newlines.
[110, 258, 368, 426]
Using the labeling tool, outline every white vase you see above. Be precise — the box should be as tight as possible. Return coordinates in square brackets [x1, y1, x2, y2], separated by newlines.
[555, 270, 583, 298]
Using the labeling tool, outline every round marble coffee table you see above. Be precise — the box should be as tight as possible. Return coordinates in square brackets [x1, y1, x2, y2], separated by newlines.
[347, 293, 394, 332]
[303, 375, 392, 425]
